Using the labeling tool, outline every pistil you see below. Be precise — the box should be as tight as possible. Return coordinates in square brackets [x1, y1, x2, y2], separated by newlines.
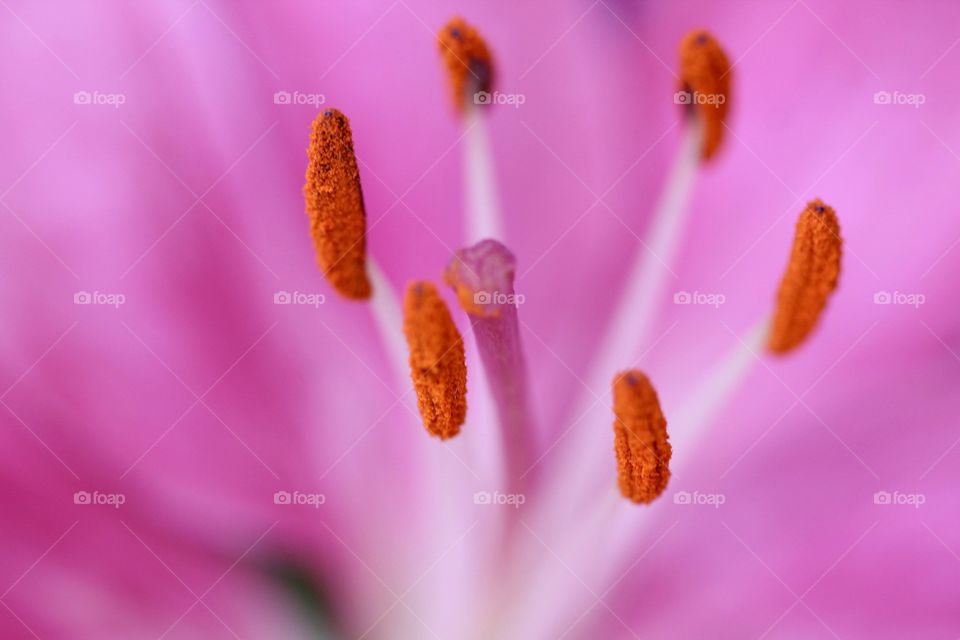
[304, 108, 408, 387]
[445, 239, 534, 490]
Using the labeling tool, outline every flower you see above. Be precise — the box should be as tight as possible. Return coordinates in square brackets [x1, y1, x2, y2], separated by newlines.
[1, 1, 959, 638]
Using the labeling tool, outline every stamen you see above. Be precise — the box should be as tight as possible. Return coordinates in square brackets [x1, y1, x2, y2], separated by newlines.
[444, 239, 533, 488]
[303, 111, 408, 388]
[679, 29, 731, 160]
[491, 370, 673, 634]
[768, 199, 842, 354]
[304, 108, 371, 299]
[612, 371, 672, 504]
[438, 17, 503, 241]
[438, 17, 494, 112]
[544, 118, 701, 513]
[537, 31, 729, 510]
[511, 324, 765, 637]
[403, 281, 468, 439]
[492, 325, 766, 637]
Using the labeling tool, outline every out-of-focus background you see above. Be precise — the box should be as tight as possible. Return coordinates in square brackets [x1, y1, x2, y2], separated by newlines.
[1, 1, 959, 638]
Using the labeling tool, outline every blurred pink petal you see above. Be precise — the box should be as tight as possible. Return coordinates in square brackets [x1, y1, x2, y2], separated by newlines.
[1, 0, 959, 638]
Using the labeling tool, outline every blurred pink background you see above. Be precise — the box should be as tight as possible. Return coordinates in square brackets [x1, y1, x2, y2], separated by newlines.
[1, 0, 958, 638]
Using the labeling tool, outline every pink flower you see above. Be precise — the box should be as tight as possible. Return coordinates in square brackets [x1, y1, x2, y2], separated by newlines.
[1, 1, 958, 638]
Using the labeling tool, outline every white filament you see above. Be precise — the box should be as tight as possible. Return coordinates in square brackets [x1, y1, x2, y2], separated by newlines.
[367, 258, 409, 391]
[464, 107, 504, 243]
[669, 317, 768, 463]
[508, 317, 768, 640]
[469, 119, 705, 637]
[368, 258, 485, 639]
[460, 106, 521, 490]
[546, 118, 704, 515]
